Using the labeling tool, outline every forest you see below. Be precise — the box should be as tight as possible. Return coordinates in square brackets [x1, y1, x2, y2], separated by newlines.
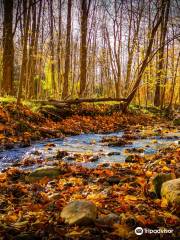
[0, 0, 180, 239]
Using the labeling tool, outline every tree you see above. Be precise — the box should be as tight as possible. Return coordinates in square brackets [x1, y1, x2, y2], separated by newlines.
[49, 0, 56, 96]
[2, 0, 14, 95]
[17, 0, 32, 104]
[154, 0, 170, 107]
[122, 5, 164, 112]
[62, 0, 72, 99]
[79, 0, 91, 97]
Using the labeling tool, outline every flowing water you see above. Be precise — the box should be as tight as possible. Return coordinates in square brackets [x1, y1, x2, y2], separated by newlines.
[0, 131, 179, 171]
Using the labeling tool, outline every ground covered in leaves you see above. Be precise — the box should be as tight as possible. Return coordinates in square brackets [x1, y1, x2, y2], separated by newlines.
[0, 102, 179, 239]
[0, 102, 161, 149]
[0, 145, 179, 239]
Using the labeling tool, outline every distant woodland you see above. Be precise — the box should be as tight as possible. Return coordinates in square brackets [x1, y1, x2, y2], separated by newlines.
[0, 0, 180, 109]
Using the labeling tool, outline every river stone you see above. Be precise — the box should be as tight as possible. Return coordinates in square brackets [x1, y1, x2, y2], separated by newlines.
[89, 155, 99, 162]
[60, 200, 97, 225]
[107, 176, 121, 185]
[161, 178, 180, 212]
[107, 152, 121, 156]
[149, 173, 175, 198]
[97, 213, 119, 225]
[27, 166, 61, 182]
[56, 150, 68, 159]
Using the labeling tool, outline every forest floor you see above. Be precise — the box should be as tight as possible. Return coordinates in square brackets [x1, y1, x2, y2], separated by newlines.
[0, 101, 179, 239]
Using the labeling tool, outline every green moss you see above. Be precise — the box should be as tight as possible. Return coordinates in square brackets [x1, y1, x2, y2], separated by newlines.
[173, 118, 180, 126]
[0, 96, 16, 103]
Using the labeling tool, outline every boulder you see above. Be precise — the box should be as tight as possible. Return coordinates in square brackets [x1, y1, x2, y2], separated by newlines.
[60, 200, 97, 225]
[27, 166, 61, 182]
[161, 178, 180, 212]
[148, 173, 175, 198]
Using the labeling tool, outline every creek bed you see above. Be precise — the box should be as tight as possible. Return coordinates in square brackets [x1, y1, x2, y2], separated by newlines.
[0, 130, 179, 171]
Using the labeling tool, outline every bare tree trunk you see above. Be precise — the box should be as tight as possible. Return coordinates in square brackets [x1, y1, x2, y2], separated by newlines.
[27, 0, 36, 98]
[79, 0, 91, 97]
[49, 0, 56, 96]
[168, 51, 180, 109]
[2, 0, 14, 95]
[27, 0, 42, 99]
[154, 0, 170, 107]
[57, 0, 62, 96]
[62, 0, 72, 99]
[17, 0, 32, 105]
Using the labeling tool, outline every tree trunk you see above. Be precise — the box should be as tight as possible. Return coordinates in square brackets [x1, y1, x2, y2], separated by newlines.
[154, 0, 170, 107]
[2, 0, 14, 95]
[27, 1, 36, 98]
[62, 0, 72, 99]
[57, 0, 62, 95]
[79, 0, 91, 97]
[49, 0, 56, 96]
[17, 0, 31, 105]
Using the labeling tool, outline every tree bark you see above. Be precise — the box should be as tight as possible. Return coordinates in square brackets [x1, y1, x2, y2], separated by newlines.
[79, 0, 91, 97]
[2, 0, 14, 95]
[154, 0, 170, 107]
[49, 0, 56, 96]
[17, 0, 32, 104]
[62, 0, 72, 99]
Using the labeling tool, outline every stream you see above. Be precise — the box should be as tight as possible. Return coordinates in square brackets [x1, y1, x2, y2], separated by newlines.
[0, 130, 179, 171]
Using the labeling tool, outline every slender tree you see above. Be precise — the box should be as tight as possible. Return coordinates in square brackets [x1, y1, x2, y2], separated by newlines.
[2, 0, 14, 95]
[62, 0, 72, 99]
[154, 0, 170, 107]
[17, 0, 32, 104]
[79, 0, 91, 97]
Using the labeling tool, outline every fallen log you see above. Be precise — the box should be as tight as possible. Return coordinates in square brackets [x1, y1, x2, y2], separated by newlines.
[32, 97, 127, 106]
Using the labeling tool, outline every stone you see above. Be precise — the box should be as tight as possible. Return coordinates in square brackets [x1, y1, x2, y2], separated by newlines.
[89, 155, 99, 162]
[122, 134, 139, 140]
[97, 213, 119, 225]
[125, 148, 144, 153]
[64, 155, 76, 161]
[32, 150, 41, 156]
[149, 173, 175, 198]
[27, 166, 61, 182]
[60, 200, 97, 225]
[45, 143, 56, 147]
[19, 141, 31, 148]
[161, 178, 180, 213]
[107, 152, 121, 156]
[108, 139, 131, 147]
[125, 155, 143, 163]
[101, 136, 131, 147]
[107, 176, 121, 185]
[56, 150, 68, 159]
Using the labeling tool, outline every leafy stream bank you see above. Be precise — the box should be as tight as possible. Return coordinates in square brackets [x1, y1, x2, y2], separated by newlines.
[0, 102, 179, 239]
